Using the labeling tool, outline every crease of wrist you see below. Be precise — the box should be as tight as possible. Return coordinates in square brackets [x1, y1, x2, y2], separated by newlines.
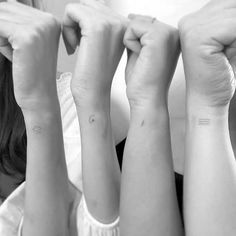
[75, 99, 111, 112]
[130, 106, 169, 125]
[72, 90, 110, 103]
[187, 104, 229, 118]
[23, 109, 62, 127]
[130, 101, 168, 114]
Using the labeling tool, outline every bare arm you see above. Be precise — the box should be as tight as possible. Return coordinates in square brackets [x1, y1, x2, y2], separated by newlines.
[184, 106, 236, 236]
[179, 1, 236, 234]
[120, 15, 183, 236]
[0, 2, 69, 235]
[62, 0, 127, 222]
[23, 107, 69, 236]
[120, 105, 183, 236]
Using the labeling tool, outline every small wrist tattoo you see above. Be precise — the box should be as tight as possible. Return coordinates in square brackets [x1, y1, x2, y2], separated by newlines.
[89, 115, 96, 124]
[32, 126, 42, 134]
[198, 118, 211, 126]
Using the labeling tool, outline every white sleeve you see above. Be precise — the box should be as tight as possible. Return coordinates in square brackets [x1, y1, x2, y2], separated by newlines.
[0, 183, 25, 236]
[77, 195, 120, 236]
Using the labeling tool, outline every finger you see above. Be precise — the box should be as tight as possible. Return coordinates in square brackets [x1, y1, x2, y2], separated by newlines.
[124, 18, 154, 54]
[125, 48, 138, 80]
[0, 1, 34, 17]
[123, 27, 142, 54]
[62, 4, 96, 55]
[62, 4, 82, 55]
[0, 11, 28, 24]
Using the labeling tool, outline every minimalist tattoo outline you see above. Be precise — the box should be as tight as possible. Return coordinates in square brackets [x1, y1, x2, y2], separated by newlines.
[32, 126, 42, 134]
[89, 115, 96, 124]
[198, 118, 211, 126]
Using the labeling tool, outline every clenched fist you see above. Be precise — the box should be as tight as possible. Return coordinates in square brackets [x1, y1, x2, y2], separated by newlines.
[124, 14, 180, 109]
[62, 0, 127, 106]
[179, 0, 236, 110]
[0, 1, 60, 112]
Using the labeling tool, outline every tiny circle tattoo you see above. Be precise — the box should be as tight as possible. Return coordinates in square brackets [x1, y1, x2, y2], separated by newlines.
[89, 115, 96, 124]
[198, 118, 211, 126]
[32, 126, 42, 133]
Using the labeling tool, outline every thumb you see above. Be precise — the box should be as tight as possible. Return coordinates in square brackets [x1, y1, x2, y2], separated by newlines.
[125, 49, 138, 83]
[123, 24, 141, 54]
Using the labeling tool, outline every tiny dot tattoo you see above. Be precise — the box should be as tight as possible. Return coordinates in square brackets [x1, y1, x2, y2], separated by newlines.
[32, 126, 42, 134]
[141, 120, 145, 127]
[89, 115, 96, 124]
[198, 118, 211, 126]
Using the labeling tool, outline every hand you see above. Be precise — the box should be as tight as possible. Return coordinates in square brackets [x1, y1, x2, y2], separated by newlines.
[179, 0, 236, 110]
[124, 14, 180, 109]
[0, 1, 60, 112]
[62, 0, 127, 106]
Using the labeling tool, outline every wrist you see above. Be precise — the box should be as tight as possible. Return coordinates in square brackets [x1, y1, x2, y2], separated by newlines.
[186, 102, 229, 129]
[22, 104, 61, 128]
[130, 102, 169, 126]
[73, 92, 111, 112]
[187, 101, 229, 118]
[20, 93, 60, 113]
[128, 94, 168, 113]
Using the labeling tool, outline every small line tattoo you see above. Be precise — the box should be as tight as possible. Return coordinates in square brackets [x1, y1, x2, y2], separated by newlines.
[32, 126, 42, 134]
[198, 118, 211, 126]
[89, 115, 96, 124]
[141, 120, 145, 127]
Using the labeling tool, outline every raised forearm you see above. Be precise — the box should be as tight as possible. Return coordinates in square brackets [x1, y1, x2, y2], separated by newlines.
[185, 105, 236, 236]
[75, 97, 120, 223]
[120, 105, 183, 236]
[22, 105, 69, 236]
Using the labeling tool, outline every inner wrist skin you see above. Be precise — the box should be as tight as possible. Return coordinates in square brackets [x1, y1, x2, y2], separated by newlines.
[22, 101, 62, 130]
[73, 91, 111, 112]
[186, 102, 230, 129]
[129, 99, 170, 127]
[128, 92, 169, 112]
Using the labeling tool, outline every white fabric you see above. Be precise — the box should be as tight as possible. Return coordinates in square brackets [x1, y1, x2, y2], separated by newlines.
[0, 72, 119, 236]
